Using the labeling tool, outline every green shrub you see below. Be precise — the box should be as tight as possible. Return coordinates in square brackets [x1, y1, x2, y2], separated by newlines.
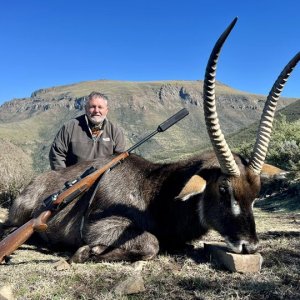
[235, 115, 300, 171]
[267, 116, 300, 170]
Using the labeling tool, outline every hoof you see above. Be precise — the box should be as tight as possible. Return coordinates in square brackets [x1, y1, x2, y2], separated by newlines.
[69, 245, 91, 263]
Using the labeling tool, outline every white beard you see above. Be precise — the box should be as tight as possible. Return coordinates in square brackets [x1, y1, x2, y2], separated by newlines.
[86, 114, 106, 125]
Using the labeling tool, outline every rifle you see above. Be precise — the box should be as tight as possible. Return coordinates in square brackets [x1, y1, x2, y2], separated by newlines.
[0, 108, 189, 263]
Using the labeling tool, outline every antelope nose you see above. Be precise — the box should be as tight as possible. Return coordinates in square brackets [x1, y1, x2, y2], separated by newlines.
[242, 241, 259, 254]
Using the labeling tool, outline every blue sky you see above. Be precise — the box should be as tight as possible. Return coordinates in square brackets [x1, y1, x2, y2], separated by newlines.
[0, 0, 299, 105]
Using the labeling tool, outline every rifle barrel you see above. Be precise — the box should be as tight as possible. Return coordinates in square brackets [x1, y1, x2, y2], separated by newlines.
[127, 108, 189, 153]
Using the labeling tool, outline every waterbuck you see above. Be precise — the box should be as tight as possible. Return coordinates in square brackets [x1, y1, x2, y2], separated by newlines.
[3, 18, 300, 262]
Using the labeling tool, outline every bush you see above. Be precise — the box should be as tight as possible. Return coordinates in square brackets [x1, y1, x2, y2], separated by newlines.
[269, 140, 300, 170]
[267, 116, 300, 170]
[235, 115, 300, 171]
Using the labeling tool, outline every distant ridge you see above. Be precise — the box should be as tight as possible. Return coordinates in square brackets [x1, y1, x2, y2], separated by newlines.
[0, 79, 298, 173]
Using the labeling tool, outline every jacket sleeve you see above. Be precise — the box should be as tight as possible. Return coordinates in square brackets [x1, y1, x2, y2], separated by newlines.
[113, 127, 126, 153]
[49, 124, 70, 170]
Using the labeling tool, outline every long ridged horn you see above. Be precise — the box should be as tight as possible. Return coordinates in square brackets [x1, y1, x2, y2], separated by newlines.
[203, 17, 240, 176]
[249, 51, 300, 174]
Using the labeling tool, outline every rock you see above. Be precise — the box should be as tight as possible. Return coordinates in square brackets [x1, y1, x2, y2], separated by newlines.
[114, 275, 146, 295]
[204, 242, 263, 273]
[53, 259, 71, 271]
[0, 285, 14, 300]
[132, 260, 147, 272]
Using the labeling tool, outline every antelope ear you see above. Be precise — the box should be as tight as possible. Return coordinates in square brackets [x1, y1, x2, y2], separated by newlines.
[176, 175, 206, 201]
[261, 163, 288, 179]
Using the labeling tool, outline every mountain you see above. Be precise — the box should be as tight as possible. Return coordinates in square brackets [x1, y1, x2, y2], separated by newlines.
[277, 98, 300, 122]
[0, 79, 298, 173]
[227, 98, 300, 151]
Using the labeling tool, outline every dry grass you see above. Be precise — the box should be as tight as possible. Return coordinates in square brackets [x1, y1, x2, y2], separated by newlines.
[0, 200, 299, 300]
[0, 140, 34, 208]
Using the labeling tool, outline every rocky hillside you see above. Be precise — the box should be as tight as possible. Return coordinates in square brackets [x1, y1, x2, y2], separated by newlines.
[0, 79, 298, 173]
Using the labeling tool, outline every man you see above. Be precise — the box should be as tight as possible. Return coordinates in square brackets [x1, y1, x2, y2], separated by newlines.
[49, 92, 125, 170]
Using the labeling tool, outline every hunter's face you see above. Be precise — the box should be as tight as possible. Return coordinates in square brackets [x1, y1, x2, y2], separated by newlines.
[86, 97, 108, 125]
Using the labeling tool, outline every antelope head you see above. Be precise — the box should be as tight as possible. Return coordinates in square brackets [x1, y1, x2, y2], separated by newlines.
[200, 17, 300, 253]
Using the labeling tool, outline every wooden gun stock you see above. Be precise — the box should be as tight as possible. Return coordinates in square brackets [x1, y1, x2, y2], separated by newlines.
[0, 211, 51, 263]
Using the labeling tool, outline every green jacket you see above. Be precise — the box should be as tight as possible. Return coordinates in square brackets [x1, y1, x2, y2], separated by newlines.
[49, 114, 125, 170]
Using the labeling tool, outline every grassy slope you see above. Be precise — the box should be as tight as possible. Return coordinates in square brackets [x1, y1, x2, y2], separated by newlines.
[0, 108, 78, 171]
